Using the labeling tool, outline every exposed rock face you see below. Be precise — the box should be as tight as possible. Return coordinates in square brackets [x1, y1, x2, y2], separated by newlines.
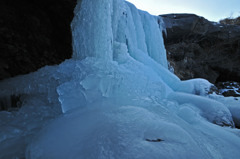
[0, 0, 77, 81]
[161, 14, 240, 84]
[220, 16, 240, 26]
[216, 81, 240, 97]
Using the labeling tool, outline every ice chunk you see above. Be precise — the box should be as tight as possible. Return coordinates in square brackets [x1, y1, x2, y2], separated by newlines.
[210, 95, 240, 128]
[57, 80, 87, 113]
[168, 92, 234, 127]
[175, 78, 213, 96]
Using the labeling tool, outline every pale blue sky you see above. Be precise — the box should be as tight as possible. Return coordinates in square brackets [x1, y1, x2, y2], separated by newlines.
[126, 0, 240, 22]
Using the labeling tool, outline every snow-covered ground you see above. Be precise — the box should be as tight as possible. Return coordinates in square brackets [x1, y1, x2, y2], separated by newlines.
[0, 0, 240, 158]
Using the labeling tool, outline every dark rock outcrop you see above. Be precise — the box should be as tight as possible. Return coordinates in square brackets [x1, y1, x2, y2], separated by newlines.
[161, 14, 240, 84]
[220, 16, 240, 26]
[216, 81, 240, 97]
[0, 0, 77, 81]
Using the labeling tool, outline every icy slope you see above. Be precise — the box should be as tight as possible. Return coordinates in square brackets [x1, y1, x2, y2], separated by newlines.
[0, 0, 240, 158]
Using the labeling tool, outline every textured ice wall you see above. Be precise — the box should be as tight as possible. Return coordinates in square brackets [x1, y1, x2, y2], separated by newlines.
[72, 0, 113, 60]
[72, 0, 168, 68]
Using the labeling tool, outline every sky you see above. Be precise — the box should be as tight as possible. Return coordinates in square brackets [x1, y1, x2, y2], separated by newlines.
[126, 0, 240, 22]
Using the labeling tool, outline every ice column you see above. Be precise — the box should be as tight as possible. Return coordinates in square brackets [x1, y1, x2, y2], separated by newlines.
[71, 0, 113, 60]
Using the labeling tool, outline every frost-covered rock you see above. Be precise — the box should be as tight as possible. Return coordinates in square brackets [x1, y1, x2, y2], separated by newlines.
[168, 92, 234, 127]
[174, 78, 213, 96]
[209, 95, 240, 128]
[216, 81, 240, 97]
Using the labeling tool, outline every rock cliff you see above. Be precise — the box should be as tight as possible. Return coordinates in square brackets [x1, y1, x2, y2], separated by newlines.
[161, 14, 240, 84]
[0, 0, 77, 80]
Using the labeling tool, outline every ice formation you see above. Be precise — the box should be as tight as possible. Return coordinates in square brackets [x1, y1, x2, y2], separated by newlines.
[0, 0, 240, 158]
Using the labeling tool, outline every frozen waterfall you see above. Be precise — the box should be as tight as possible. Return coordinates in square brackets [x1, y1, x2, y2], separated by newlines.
[0, 0, 240, 159]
